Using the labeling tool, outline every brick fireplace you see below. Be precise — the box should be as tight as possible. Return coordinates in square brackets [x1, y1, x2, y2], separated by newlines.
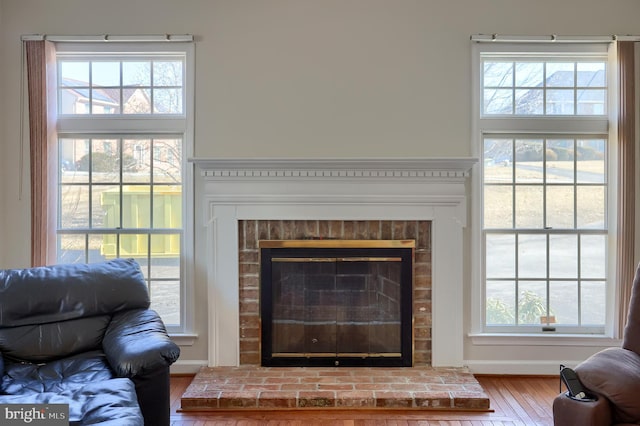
[191, 157, 476, 368]
[240, 223, 427, 366]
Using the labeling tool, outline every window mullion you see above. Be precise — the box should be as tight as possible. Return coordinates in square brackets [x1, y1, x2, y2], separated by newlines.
[88, 140, 93, 229]
[511, 137, 516, 229]
[577, 233, 582, 326]
[543, 62, 547, 115]
[573, 62, 578, 115]
[515, 232, 520, 325]
[150, 60, 155, 114]
[119, 61, 124, 114]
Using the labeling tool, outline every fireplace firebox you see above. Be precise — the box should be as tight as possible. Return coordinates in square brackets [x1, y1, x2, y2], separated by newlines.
[260, 240, 414, 367]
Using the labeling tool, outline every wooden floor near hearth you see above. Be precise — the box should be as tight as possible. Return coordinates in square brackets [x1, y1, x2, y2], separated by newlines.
[170, 374, 560, 425]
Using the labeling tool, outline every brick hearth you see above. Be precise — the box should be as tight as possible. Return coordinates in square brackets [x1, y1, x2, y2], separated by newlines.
[180, 366, 490, 411]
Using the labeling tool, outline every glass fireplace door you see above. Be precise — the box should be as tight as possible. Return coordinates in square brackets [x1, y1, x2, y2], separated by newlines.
[335, 259, 402, 357]
[271, 258, 337, 357]
[268, 255, 404, 364]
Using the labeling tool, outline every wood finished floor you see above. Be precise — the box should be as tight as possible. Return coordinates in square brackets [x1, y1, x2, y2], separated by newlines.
[170, 375, 560, 426]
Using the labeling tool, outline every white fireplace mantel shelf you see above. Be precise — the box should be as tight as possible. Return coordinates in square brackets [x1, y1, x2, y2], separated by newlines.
[191, 157, 478, 368]
[190, 157, 476, 173]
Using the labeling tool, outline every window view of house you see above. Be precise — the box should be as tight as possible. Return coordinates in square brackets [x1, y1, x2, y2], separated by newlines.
[58, 59, 183, 115]
[483, 60, 607, 115]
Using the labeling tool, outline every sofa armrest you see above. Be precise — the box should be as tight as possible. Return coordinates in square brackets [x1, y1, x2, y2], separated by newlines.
[103, 309, 180, 378]
[553, 392, 611, 426]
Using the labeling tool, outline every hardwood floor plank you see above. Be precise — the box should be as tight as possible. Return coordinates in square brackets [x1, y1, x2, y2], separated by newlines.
[522, 379, 555, 419]
[488, 378, 537, 425]
[474, 378, 519, 421]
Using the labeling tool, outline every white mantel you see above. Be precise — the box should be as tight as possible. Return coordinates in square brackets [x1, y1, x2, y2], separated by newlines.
[191, 157, 477, 368]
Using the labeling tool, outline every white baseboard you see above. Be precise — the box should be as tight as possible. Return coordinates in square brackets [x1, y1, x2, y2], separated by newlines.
[170, 359, 208, 375]
[465, 359, 582, 375]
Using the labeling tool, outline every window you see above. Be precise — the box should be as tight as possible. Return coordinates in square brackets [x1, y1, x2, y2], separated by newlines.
[55, 43, 194, 332]
[483, 59, 607, 116]
[474, 43, 614, 334]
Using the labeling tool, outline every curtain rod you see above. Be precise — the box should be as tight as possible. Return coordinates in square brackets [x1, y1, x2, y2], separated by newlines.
[470, 34, 639, 43]
[21, 34, 193, 42]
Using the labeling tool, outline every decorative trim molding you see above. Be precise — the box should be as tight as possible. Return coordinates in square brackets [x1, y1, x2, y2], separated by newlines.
[203, 194, 468, 207]
[190, 157, 477, 180]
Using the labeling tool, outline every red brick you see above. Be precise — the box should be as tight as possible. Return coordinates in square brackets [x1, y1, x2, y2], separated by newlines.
[413, 391, 452, 409]
[318, 384, 355, 391]
[336, 391, 376, 408]
[374, 391, 414, 408]
[258, 391, 298, 408]
[280, 383, 317, 391]
[218, 391, 259, 408]
[452, 393, 491, 410]
[298, 391, 336, 408]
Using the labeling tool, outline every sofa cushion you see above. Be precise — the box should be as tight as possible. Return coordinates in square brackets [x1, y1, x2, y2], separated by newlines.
[0, 378, 143, 426]
[1, 351, 114, 395]
[575, 347, 640, 424]
[0, 315, 110, 363]
[0, 258, 149, 328]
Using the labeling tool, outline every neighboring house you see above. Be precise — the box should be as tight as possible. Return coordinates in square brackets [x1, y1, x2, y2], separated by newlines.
[59, 78, 180, 178]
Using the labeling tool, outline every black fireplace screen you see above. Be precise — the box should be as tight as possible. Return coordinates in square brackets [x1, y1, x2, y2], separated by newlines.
[260, 241, 413, 367]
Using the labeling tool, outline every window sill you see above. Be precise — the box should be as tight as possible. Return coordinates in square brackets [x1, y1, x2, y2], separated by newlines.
[169, 333, 198, 346]
[469, 333, 621, 347]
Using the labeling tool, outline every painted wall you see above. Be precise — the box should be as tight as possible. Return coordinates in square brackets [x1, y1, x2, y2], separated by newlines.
[1, 0, 639, 373]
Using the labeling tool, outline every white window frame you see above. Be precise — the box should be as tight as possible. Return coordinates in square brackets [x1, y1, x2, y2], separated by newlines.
[54, 42, 196, 338]
[470, 41, 619, 340]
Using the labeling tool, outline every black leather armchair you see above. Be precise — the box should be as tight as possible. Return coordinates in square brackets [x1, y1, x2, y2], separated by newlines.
[0, 258, 180, 426]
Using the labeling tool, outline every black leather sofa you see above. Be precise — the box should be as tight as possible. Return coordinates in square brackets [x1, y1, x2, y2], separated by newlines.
[0, 258, 180, 426]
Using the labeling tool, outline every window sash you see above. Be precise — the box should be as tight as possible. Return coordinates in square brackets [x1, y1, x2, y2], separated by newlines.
[481, 55, 609, 117]
[57, 53, 186, 117]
